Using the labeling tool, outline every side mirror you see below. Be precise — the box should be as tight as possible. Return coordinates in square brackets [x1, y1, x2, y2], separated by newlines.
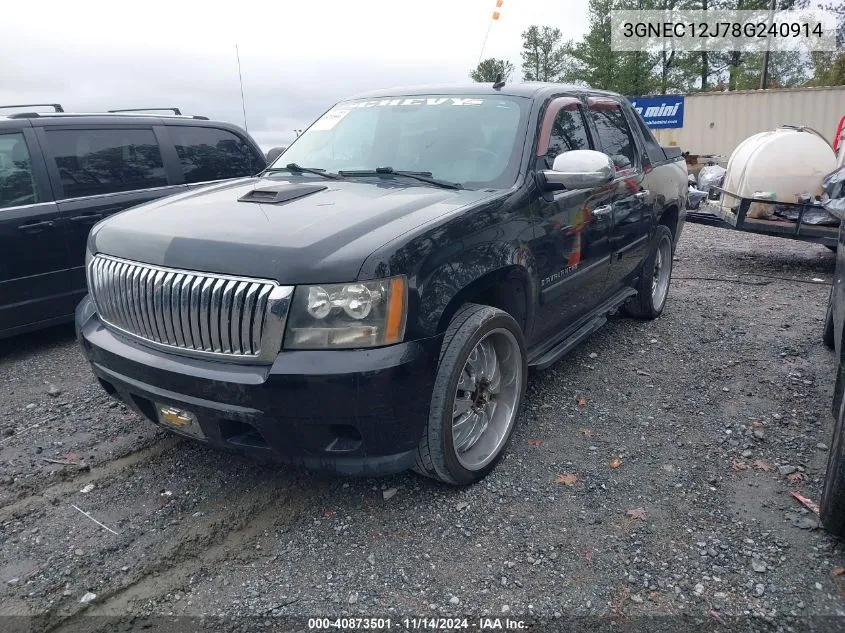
[541, 150, 615, 191]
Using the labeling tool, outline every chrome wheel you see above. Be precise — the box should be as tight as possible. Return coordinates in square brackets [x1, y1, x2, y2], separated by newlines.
[451, 328, 522, 471]
[651, 235, 672, 311]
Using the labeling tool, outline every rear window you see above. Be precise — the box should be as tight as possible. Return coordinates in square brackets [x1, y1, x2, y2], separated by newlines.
[46, 128, 167, 198]
[631, 108, 667, 166]
[169, 126, 262, 184]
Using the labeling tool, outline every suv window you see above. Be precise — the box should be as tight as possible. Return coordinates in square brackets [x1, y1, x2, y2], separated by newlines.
[539, 101, 591, 170]
[170, 126, 261, 184]
[47, 128, 167, 198]
[631, 110, 667, 166]
[0, 132, 38, 208]
[588, 98, 637, 172]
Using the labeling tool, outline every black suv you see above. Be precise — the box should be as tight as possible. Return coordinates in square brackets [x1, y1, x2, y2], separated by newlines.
[76, 83, 687, 484]
[0, 105, 266, 337]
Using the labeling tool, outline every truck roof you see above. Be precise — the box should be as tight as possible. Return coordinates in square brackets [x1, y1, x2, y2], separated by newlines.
[347, 82, 621, 101]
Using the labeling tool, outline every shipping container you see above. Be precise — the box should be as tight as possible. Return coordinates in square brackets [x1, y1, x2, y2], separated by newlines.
[653, 86, 845, 158]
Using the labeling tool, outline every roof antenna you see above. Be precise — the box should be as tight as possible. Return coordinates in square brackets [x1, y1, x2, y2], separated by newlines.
[235, 44, 249, 133]
[493, 73, 506, 90]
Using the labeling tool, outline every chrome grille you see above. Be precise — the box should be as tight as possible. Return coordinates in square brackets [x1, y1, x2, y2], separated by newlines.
[87, 255, 292, 362]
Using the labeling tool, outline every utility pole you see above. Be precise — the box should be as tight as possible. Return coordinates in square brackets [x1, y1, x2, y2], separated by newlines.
[759, 0, 777, 89]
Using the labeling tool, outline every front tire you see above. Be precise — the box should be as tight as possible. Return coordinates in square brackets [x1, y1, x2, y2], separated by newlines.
[414, 304, 527, 485]
[623, 225, 674, 320]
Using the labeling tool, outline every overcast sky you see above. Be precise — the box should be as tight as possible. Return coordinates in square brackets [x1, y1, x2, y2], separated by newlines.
[1, 0, 590, 151]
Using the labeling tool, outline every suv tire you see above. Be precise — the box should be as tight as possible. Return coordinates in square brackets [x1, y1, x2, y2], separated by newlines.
[414, 303, 527, 485]
[821, 391, 845, 536]
[624, 225, 674, 320]
[823, 286, 835, 350]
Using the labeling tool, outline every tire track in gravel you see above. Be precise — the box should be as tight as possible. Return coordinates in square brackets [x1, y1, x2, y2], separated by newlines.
[0, 436, 179, 522]
[1, 431, 330, 632]
[46, 472, 328, 633]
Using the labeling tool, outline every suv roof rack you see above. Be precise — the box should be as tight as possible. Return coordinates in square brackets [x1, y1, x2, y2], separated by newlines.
[5, 111, 210, 121]
[108, 107, 183, 115]
[0, 103, 64, 113]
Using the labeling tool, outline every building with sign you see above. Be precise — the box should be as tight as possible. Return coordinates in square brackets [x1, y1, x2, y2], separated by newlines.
[629, 86, 845, 159]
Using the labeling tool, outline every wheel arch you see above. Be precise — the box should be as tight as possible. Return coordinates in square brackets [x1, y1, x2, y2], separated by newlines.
[435, 264, 534, 336]
[659, 204, 680, 240]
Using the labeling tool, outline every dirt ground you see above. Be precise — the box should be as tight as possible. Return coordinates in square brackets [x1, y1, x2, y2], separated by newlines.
[2, 221, 845, 632]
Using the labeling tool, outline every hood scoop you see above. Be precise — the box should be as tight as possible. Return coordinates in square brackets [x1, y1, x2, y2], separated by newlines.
[238, 183, 327, 205]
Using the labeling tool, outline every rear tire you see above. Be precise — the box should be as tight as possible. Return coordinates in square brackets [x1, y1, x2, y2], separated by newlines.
[623, 225, 674, 320]
[413, 303, 527, 485]
[823, 286, 836, 350]
[821, 384, 845, 537]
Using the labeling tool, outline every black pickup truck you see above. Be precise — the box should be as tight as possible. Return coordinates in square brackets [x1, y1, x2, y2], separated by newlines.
[76, 83, 687, 485]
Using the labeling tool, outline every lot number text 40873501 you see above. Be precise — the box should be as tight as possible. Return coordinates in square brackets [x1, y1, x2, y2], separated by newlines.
[307, 617, 528, 630]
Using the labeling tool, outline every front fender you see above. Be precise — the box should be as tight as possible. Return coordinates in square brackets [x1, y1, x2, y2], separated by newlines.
[416, 239, 538, 338]
[359, 195, 538, 339]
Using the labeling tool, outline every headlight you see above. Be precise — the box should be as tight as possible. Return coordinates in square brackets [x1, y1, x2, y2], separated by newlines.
[284, 276, 407, 349]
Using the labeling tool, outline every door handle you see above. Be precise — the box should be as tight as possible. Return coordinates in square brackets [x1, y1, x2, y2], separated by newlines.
[17, 220, 55, 233]
[69, 213, 104, 224]
[634, 189, 650, 201]
[592, 205, 612, 218]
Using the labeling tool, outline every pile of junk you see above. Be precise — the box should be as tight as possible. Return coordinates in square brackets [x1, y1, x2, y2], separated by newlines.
[687, 159, 727, 210]
[685, 121, 845, 249]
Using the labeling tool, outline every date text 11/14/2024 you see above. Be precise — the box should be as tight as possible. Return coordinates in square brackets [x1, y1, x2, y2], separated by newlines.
[307, 617, 528, 630]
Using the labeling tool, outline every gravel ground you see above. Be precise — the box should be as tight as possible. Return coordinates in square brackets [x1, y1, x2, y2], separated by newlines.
[2, 221, 845, 632]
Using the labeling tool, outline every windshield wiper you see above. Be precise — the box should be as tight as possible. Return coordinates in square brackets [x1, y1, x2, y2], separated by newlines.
[338, 167, 462, 190]
[264, 163, 343, 180]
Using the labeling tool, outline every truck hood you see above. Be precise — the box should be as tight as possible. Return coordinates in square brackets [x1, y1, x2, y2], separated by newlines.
[89, 175, 497, 284]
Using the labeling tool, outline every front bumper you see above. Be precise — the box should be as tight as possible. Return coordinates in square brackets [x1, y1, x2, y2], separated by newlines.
[76, 296, 442, 476]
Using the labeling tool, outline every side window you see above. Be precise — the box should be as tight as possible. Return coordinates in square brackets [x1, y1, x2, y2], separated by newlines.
[46, 128, 167, 198]
[169, 126, 262, 184]
[631, 109, 667, 166]
[0, 132, 38, 208]
[588, 98, 637, 172]
[537, 98, 591, 169]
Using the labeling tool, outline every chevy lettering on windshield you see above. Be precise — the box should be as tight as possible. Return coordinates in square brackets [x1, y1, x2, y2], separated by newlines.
[311, 96, 489, 130]
[346, 97, 485, 108]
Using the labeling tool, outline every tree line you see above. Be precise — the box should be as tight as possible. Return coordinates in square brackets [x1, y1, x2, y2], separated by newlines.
[470, 0, 845, 94]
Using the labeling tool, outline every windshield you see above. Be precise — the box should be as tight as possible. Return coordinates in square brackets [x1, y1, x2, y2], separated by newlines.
[274, 95, 529, 189]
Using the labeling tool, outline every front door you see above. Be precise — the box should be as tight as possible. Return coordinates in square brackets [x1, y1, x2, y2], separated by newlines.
[529, 96, 614, 345]
[0, 128, 72, 333]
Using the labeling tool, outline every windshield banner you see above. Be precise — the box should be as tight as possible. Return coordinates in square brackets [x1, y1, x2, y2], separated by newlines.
[346, 97, 486, 108]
